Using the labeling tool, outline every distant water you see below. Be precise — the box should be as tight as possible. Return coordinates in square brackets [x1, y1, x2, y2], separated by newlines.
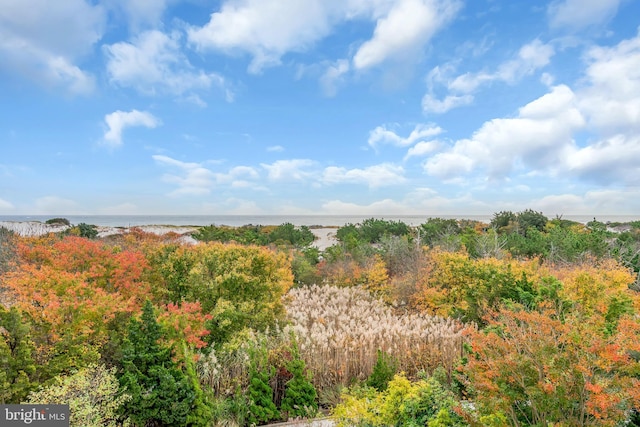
[1, 214, 638, 227]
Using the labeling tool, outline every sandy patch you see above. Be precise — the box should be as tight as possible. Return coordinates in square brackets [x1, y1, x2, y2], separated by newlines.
[1, 221, 338, 250]
[0, 221, 70, 236]
[0, 221, 199, 239]
[310, 227, 339, 251]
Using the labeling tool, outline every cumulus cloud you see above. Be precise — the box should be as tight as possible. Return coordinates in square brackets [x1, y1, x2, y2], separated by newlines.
[105, 30, 233, 102]
[404, 140, 441, 160]
[322, 163, 406, 188]
[0, 0, 104, 94]
[368, 123, 443, 148]
[353, 0, 461, 70]
[188, 0, 460, 74]
[153, 155, 262, 195]
[424, 30, 640, 188]
[153, 155, 216, 196]
[423, 39, 555, 113]
[577, 31, 640, 135]
[188, 0, 337, 73]
[566, 135, 640, 185]
[564, 30, 640, 185]
[261, 159, 317, 182]
[424, 84, 585, 180]
[547, 0, 621, 31]
[103, 110, 161, 148]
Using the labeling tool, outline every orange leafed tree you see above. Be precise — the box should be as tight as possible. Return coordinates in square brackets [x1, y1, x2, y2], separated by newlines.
[463, 307, 640, 426]
[3, 236, 213, 371]
[5, 236, 152, 347]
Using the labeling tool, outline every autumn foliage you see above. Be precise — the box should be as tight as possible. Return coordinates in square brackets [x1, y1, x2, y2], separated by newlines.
[2, 216, 640, 426]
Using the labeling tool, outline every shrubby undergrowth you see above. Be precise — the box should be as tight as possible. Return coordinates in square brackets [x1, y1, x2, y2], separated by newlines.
[1, 213, 640, 426]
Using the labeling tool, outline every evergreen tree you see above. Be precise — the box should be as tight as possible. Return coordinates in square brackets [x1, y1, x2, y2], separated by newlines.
[118, 301, 197, 426]
[280, 340, 317, 419]
[366, 350, 397, 392]
[183, 345, 214, 427]
[248, 361, 280, 425]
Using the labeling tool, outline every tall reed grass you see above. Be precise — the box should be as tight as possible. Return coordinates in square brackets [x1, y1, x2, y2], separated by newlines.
[284, 285, 464, 390]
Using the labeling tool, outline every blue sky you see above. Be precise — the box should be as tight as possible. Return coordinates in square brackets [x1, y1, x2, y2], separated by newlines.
[1, 0, 639, 216]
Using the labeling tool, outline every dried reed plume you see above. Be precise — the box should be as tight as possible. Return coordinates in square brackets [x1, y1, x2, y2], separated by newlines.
[284, 285, 464, 390]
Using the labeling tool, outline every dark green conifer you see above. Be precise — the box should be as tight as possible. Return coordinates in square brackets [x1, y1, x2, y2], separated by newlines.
[280, 340, 317, 419]
[118, 300, 198, 426]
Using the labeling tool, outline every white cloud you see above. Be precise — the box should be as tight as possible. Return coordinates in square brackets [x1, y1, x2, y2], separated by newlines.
[548, 0, 621, 31]
[105, 30, 232, 101]
[577, 31, 640, 135]
[423, 151, 474, 182]
[423, 39, 554, 113]
[424, 30, 640, 188]
[422, 93, 474, 113]
[188, 0, 337, 74]
[566, 135, 640, 185]
[320, 188, 487, 216]
[449, 39, 555, 92]
[267, 145, 285, 152]
[404, 140, 441, 160]
[225, 166, 261, 187]
[353, 0, 461, 70]
[103, 110, 161, 147]
[320, 59, 350, 96]
[0, 0, 104, 94]
[532, 188, 640, 215]
[153, 155, 263, 195]
[425, 85, 585, 180]
[368, 123, 443, 148]
[188, 0, 460, 74]
[563, 30, 640, 185]
[261, 159, 317, 182]
[322, 163, 406, 188]
[45, 57, 95, 94]
[153, 155, 216, 196]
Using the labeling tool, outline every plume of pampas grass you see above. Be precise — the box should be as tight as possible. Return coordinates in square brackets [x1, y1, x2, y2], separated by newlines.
[284, 285, 464, 389]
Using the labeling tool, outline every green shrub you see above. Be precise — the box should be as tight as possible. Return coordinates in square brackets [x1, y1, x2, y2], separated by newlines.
[280, 340, 317, 419]
[366, 350, 397, 391]
[69, 223, 98, 239]
[247, 346, 279, 425]
[333, 373, 467, 427]
[46, 218, 71, 226]
[26, 364, 130, 427]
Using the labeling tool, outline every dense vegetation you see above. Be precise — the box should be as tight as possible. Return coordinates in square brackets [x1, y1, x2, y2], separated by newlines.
[1, 211, 639, 426]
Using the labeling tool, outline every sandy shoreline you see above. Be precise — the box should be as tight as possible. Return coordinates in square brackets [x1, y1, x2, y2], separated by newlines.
[0, 221, 339, 251]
